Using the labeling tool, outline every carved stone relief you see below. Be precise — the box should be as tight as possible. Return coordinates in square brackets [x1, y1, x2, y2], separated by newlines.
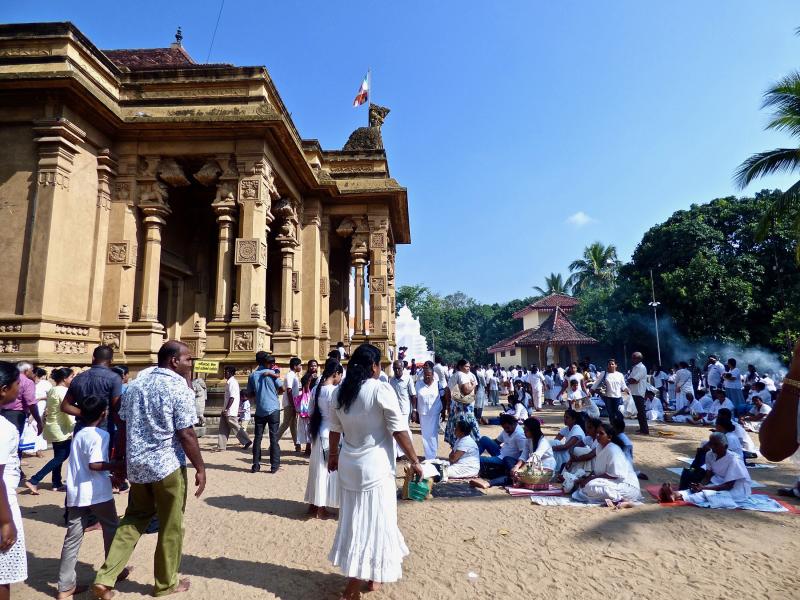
[235, 238, 266, 266]
[0, 325, 22, 333]
[107, 241, 135, 267]
[157, 158, 190, 187]
[369, 276, 387, 294]
[55, 324, 90, 336]
[193, 160, 223, 186]
[369, 231, 387, 250]
[101, 331, 121, 351]
[232, 330, 254, 352]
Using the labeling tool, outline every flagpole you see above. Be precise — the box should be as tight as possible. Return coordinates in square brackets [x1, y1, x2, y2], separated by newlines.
[367, 68, 372, 125]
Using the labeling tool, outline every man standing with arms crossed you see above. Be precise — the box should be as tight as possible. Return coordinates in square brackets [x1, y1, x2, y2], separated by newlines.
[93, 341, 205, 599]
[627, 352, 649, 436]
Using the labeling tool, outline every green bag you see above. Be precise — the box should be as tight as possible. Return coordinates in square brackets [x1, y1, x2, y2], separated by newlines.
[407, 476, 430, 502]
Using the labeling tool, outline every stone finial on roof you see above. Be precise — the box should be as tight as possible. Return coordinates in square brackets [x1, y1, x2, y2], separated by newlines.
[172, 26, 183, 49]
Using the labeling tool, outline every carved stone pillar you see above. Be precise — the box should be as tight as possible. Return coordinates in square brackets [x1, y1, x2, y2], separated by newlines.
[138, 202, 171, 323]
[299, 200, 323, 359]
[387, 244, 396, 351]
[367, 217, 390, 358]
[212, 190, 237, 321]
[319, 213, 331, 354]
[233, 156, 273, 330]
[351, 232, 368, 338]
[26, 119, 85, 321]
[271, 198, 299, 358]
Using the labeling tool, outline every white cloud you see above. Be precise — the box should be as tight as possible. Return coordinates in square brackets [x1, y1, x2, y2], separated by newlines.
[565, 211, 594, 228]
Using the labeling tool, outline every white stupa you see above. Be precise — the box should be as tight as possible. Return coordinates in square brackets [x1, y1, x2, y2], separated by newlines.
[396, 304, 434, 364]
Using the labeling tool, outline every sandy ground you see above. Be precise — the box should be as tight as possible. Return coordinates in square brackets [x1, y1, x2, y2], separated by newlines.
[14, 405, 800, 600]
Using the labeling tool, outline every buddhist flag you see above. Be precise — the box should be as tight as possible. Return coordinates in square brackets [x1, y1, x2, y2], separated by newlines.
[352, 71, 369, 107]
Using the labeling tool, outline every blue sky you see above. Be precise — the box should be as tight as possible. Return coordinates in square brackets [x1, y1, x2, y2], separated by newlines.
[4, 1, 799, 303]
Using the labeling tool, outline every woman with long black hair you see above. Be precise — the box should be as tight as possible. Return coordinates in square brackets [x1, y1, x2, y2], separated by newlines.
[327, 344, 421, 600]
[304, 358, 343, 519]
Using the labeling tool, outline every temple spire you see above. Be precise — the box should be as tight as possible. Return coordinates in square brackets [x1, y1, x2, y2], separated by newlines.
[171, 26, 183, 49]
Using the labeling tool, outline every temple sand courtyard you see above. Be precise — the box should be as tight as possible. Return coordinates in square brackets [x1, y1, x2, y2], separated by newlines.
[17, 406, 800, 600]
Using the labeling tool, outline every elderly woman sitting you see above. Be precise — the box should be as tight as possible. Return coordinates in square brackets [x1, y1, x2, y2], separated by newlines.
[572, 421, 642, 504]
[661, 432, 752, 506]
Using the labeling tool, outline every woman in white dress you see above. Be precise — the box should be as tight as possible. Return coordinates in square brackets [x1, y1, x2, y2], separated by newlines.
[573, 421, 642, 504]
[510, 418, 555, 478]
[0, 361, 27, 594]
[327, 344, 422, 600]
[305, 358, 344, 519]
[414, 366, 442, 460]
[551, 409, 586, 472]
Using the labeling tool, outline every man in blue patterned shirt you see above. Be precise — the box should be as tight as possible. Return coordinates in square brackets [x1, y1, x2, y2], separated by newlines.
[93, 341, 205, 598]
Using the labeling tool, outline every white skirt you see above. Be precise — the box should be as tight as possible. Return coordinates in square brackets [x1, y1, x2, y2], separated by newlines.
[329, 477, 409, 583]
[0, 499, 26, 585]
[296, 417, 311, 445]
[304, 435, 339, 508]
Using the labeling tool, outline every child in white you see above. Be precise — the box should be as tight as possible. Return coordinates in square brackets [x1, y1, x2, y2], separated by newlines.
[0, 363, 27, 594]
[447, 421, 480, 478]
[58, 396, 130, 597]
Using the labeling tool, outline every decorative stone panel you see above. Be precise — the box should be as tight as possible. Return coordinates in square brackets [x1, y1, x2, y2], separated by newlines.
[292, 271, 299, 292]
[107, 241, 135, 267]
[369, 231, 387, 250]
[0, 341, 19, 353]
[56, 324, 90, 336]
[101, 331, 121, 351]
[231, 330, 254, 352]
[0, 324, 22, 333]
[55, 341, 87, 354]
[370, 276, 387, 294]
[235, 238, 267, 267]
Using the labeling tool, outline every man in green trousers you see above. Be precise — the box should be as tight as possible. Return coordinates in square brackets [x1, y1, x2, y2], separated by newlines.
[93, 341, 206, 598]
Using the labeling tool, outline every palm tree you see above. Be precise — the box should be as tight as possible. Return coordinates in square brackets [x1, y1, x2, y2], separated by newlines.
[735, 68, 800, 254]
[568, 242, 619, 293]
[533, 273, 572, 297]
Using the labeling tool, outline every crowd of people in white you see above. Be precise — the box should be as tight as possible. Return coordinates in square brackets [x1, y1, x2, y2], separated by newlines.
[0, 342, 797, 600]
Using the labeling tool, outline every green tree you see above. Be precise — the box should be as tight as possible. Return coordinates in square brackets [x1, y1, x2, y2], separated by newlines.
[533, 273, 572, 296]
[568, 242, 620, 293]
[735, 66, 800, 256]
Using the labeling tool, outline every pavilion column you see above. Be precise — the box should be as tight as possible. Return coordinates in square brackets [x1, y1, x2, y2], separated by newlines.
[387, 245, 396, 350]
[300, 200, 323, 359]
[368, 217, 390, 359]
[271, 198, 300, 358]
[211, 191, 237, 321]
[351, 232, 368, 338]
[138, 201, 171, 322]
[319, 214, 331, 354]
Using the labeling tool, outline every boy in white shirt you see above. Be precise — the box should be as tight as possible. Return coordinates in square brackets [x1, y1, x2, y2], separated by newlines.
[58, 396, 131, 598]
[217, 366, 252, 451]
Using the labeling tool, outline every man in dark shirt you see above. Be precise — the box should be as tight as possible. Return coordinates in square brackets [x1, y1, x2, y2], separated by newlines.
[60, 344, 122, 434]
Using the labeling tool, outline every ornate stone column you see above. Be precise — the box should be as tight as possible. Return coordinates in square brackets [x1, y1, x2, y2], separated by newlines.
[272, 198, 299, 358]
[319, 213, 331, 354]
[233, 155, 273, 330]
[138, 200, 171, 322]
[367, 217, 390, 358]
[299, 199, 322, 359]
[387, 244, 397, 352]
[211, 188, 237, 321]
[351, 232, 368, 338]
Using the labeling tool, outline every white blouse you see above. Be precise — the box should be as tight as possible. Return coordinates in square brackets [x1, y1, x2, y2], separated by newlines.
[415, 380, 441, 416]
[312, 383, 337, 438]
[520, 436, 556, 470]
[329, 378, 406, 492]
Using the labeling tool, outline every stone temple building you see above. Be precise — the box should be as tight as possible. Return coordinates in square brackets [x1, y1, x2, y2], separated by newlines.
[0, 22, 409, 372]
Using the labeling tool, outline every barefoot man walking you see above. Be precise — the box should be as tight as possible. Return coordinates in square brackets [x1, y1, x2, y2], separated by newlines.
[93, 341, 206, 598]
